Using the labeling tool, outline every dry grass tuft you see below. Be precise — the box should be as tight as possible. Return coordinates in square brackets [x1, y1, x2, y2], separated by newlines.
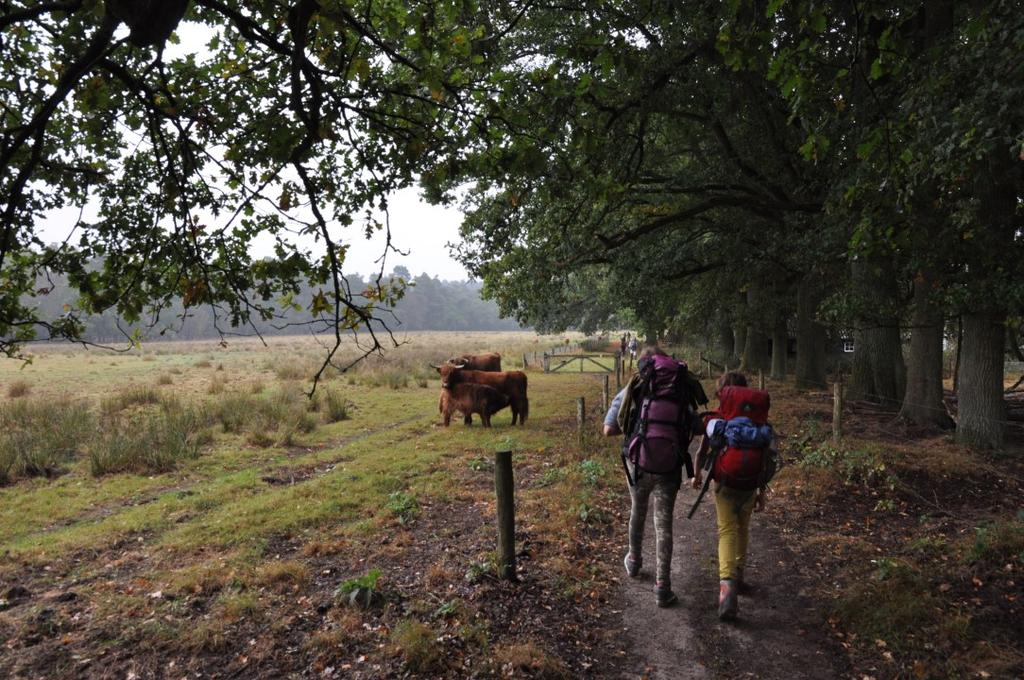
[89, 407, 206, 476]
[218, 591, 262, 620]
[6, 380, 30, 398]
[183, 619, 231, 652]
[491, 641, 571, 678]
[255, 560, 311, 592]
[301, 539, 347, 557]
[100, 385, 161, 414]
[0, 398, 92, 484]
[323, 389, 349, 423]
[305, 628, 348, 655]
[424, 560, 455, 588]
[207, 375, 227, 395]
[390, 619, 443, 673]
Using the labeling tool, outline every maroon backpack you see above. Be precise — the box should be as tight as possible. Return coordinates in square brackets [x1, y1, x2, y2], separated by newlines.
[623, 355, 699, 485]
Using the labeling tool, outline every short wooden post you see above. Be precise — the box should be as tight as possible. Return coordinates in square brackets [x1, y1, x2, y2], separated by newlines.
[494, 450, 517, 580]
[543, 353, 550, 373]
[706, 358, 712, 378]
[614, 353, 621, 389]
[576, 397, 586, 447]
[602, 374, 610, 412]
[522, 353, 528, 369]
[758, 370, 765, 390]
[832, 379, 843, 442]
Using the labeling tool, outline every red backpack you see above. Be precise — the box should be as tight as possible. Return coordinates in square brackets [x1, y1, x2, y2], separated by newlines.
[709, 386, 772, 490]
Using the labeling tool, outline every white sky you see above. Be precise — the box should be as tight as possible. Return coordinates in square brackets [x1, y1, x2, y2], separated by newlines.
[335, 189, 469, 281]
[37, 187, 470, 281]
[35, 21, 471, 282]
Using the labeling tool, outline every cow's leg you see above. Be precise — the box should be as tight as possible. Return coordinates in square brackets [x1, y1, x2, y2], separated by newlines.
[510, 404, 519, 425]
[443, 409, 451, 426]
[481, 412, 491, 427]
[464, 412, 472, 425]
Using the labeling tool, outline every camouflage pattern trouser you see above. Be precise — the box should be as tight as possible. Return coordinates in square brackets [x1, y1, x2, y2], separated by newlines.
[626, 464, 680, 585]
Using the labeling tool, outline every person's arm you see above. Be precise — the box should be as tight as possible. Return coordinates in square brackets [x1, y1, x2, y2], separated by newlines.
[691, 434, 710, 489]
[602, 388, 627, 436]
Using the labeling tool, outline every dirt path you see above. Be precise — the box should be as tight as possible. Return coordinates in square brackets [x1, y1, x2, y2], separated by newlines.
[618, 477, 847, 679]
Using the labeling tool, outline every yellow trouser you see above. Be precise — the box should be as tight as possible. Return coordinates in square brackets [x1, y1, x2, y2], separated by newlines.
[714, 484, 758, 580]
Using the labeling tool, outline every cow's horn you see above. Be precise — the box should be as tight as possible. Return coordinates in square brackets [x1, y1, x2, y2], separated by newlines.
[429, 363, 441, 369]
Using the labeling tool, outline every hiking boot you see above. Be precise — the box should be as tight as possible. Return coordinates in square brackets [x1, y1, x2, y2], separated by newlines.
[623, 553, 641, 578]
[736, 568, 754, 595]
[655, 581, 678, 608]
[718, 579, 738, 621]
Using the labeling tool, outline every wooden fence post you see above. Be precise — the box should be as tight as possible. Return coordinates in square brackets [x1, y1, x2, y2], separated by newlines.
[543, 353, 550, 373]
[614, 353, 621, 389]
[832, 379, 843, 442]
[494, 450, 517, 581]
[576, 397, 586, 447]
[522, 353, 528, 369]
[602, 374, 610, 413]
[758, 370, 765, 390]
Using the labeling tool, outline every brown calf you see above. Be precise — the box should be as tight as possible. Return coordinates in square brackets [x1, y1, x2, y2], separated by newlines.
[434, 364, 528, 425]
[447, 352, 502, 372]
[439, 383, 510, 427]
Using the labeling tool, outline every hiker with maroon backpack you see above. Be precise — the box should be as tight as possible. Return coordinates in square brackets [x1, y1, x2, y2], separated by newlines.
[603, 346, 708, 607]
[691, 371, 778, 621]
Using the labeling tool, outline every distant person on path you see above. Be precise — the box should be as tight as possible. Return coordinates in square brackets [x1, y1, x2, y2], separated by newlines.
[692, 371, 774, 621]
[628, 336, 638, 360]
[603, 345, 707, 607]
[620, 332, 629, 356]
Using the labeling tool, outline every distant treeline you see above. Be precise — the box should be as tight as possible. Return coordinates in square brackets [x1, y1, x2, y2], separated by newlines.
[28, 266, 523, 343]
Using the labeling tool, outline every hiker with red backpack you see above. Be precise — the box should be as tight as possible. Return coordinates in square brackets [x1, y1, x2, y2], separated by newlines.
[690, 371, 779, 621]
[603, 346, 708, 607]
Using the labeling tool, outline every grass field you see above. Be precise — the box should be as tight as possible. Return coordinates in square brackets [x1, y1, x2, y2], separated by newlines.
[4, 334, 1020, 678]
[0, 331, 632, 678]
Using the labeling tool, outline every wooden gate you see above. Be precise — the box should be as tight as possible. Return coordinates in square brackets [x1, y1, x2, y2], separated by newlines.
[543, 353, 617, 374]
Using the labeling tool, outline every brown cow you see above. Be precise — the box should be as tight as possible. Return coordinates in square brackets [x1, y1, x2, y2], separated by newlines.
[446, 352, 501, 372]
[438, 383, 510, 427]
[434, 363, 528, 425]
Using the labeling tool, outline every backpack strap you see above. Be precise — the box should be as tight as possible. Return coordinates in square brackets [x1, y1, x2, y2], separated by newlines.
[620, 373, 653, 486]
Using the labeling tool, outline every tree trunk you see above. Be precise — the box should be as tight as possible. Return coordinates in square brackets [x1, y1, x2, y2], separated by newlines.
[771, 314, 788, 379]
[898, 272, 951, 428]
[741, 287, 771, 373]
[742, 326, 771, 374]
[849, 258, 905, 405]
[956, 312, 1005, 449]
[730, 291, 747, 363]
[795, 274, 827, 389]
[953, 316, 963, 392]
[732, 324, 745, 362]
[715, 309, 733, 361]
